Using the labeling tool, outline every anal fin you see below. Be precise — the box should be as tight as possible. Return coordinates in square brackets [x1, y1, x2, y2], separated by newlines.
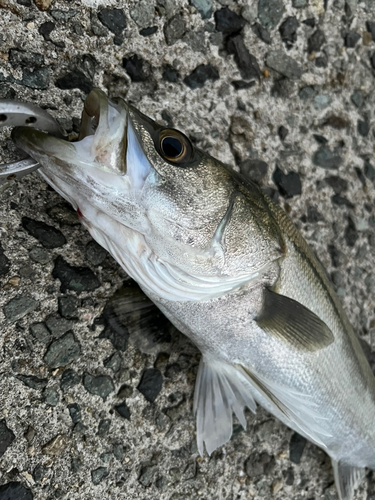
[332, 459, 365, 500]
[194, 356, 257, 456]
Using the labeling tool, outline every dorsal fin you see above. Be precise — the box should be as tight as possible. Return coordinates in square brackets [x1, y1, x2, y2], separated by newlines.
[332, 459, 365, 500]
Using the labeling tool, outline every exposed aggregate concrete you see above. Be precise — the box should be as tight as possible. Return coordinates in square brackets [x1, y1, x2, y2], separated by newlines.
[0, 0, 375, 499]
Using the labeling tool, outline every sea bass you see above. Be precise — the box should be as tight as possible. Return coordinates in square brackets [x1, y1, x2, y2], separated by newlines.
[10, 89, 375, 500]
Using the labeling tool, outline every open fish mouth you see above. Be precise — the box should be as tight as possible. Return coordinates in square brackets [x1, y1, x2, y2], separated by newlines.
[11, 89, 129, 176]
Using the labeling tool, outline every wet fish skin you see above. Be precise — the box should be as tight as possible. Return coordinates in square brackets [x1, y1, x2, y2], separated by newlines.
[11, 89, 375, 500]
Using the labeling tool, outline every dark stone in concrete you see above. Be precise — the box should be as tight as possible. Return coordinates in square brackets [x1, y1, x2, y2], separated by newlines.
[114, 401, 131, 419]
[104, 351, 122, 372]
[52, 256, 100, 294]
[312, 146, 342, 169]
[67, 403, 81, 423]
[45, 314, 73, 338]
[214, 8, 245, 35]
[140, 26, 158, 36]
[162, 64, 179, 82]
[0, 420, 15, 458]
[137, 368, 163, 402]
[184, 64, 219, 89]
[279, 16, 299, 49]
[345, 31, 360, 48]
[43, 387, 60, 406]
[345, 218, 358, 247]
[227, 35, 261, 80]
[22, 217, 66, 249]
[16, 374, 48, 390]
[366, 21, 375, 41]
[273, 166, 302, 198]
[364, 160, 375, 181]
[164, 14, 186, 45]
[43, 332, 81, 368]
[9, 49, 44, 67]
[251, 22, 271, 44]
[139, 464, 158, 487]
[189, 0, 212, 19]
[357, 118, 370, 137]
[91, 467, 109, 485]
[29, 247, 50, 265]
[258, 0, 284, 29]
[324, 176, 347, 194]
[83, 373, 115, 399]
[39, 21, 55, 41]
[55, 71, 93, 94]
[308, 29, 326, 53]
[239, 159, 268, 184]
[123, 54, 151, 82]
[266, 50, 303, 79]
[50, 9, 78, 22]
[0, 482, 33, 500]
[331, 195, 354, 209]
[58, 296, 79, 320]
[97, 419, 111, 436]
[3, 295, 38, 322]
[278, 125, 289, 141]
[0, 243, 10, 276]
[30, 322, 51, 344]
[98, 8, 126, 35]
[60, 369, 81, 391]
[290, 432, 307, 464]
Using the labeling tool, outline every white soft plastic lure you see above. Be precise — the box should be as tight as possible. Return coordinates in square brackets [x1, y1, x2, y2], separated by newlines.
[9, 89, 375, 500]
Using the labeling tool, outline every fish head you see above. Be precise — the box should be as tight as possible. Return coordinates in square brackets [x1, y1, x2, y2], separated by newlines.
[12, 89, 283, 300]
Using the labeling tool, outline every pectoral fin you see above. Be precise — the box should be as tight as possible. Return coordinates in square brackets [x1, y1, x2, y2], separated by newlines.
[256, 289, 334, 352]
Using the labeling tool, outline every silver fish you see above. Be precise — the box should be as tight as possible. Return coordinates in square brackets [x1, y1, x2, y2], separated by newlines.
[10, 89, 375, 500]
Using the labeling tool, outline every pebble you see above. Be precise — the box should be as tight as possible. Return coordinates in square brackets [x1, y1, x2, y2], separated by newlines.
[129, 0, 154, 28]
[29, 247, 50, 265]
[55, 71, 93, 94]
[273, 166, 302, 198]
[0, 482, 33, 500]
[91, 467, 109, 485]
[9, 49, 44, 67]
[241, 4, 258, 23]
[364, 160, 375, 181]
[164, 14, 186, 45]
[331, 195, 354, 209]
[22, 67, 50, 90]
[371, 52, 375, 70]
[351, 90, 364, 108]
[314, 94, 332, 110]
[323, 115, 349, 129]
[307, 29, 326, 53]
[97, 8, 126, 35]
[0, 419, 15, 458]
[245, 451, 274, 477]
[162, 64, 180, 82]
[140, 26, 158, 36]
[189, 0, 212, 19]
[367, 21, 375, 41]
[3, 295, 38, 322]
[16, 374, 48, 390]
[184, 64, 219, 89]
[38, 21, 55, 41]
[227, 35, 261, 81]
[60, 368, 81, 391]
[71, 457, 82, 474]
[123, 54, 151, 82]
[299, 85, 315, 100]
[214, 8, 245, 35]
[312, 146, 342, 169]
[67, 403, 81, 424]
[43, 387, 60, 406]
[52, 256, 100, 294]
[258, 0, 284, 29]
[50, 9, 78, 22]
[345, 31, 360, 48]
[43, 332, 81, 368]
[30, 322, 51, 344]
[306, 205, 324, 223]
[42, 434, 69, 457]
[83, 372, 115, 399]
[266, 50, 303, 80]
[279, 16, 299, 49]
[114, 401, 131, 419]
[357, 118, 370, 137]
[239, 159, 268, 184]
[289, 432, 307, 463]
[97, 419, 111, 437]
[278, 125, 289, 141]
[292, 0, 307, 6]
[344, 217, 358, 247]
[45, 314, 73, 337]
[47, 202, 80, 226]
[113, 443, 125, 460]
[34, 0, 52, 10]
[251, 23, 271, 44]
[139, 464, 158, 487]
[58, 296, 79, 320]
[137, 368, 163, 402]
[324, 175, 347, 194]
[0, 243, 10, 276]
[104, 351, 122, 372]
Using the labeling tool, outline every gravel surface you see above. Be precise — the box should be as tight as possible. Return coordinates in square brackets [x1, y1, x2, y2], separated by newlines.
[1, 0, 375, 499]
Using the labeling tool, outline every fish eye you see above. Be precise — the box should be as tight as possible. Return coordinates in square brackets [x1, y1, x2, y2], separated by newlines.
[158, 129, 193, 165]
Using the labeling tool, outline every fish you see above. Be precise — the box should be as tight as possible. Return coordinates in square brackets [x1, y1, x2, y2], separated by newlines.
[10, 88, 375, 500]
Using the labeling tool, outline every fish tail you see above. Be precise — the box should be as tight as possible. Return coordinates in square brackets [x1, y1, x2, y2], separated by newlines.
[331, 459, 366, 500]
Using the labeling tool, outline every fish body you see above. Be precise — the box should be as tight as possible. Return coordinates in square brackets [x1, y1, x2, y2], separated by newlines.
[11, 89, 375, 500]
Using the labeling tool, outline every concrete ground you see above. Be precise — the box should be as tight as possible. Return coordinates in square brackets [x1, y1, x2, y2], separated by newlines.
[0, 0, 375, 499]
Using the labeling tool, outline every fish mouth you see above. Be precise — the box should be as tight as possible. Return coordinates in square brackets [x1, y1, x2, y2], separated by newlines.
[12, 89, 129, 176]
